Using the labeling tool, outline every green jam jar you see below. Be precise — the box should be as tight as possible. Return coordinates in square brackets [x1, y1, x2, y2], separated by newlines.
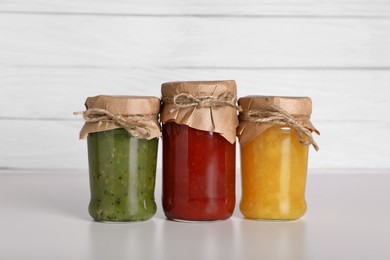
[77, 95, 161, 222]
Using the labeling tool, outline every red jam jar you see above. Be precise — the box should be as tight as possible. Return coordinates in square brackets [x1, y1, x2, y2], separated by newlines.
[161, 80, 239, 221]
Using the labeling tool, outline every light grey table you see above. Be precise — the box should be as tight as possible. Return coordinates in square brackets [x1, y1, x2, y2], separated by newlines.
[0, 171, 389, 260]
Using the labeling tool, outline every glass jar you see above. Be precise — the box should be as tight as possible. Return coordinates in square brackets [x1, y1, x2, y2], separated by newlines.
[76, 95, 161, 222]
[161, 80, 239, 221]
[237, 96, 320, 221]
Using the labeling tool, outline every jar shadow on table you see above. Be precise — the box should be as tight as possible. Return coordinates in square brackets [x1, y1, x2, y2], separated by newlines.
[88, 220, 158, 259]
[238, 218, 307, 259]
[159, 219, 236, 260]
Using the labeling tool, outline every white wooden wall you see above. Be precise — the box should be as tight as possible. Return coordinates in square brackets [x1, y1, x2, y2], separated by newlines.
[1, 0, 390, 172]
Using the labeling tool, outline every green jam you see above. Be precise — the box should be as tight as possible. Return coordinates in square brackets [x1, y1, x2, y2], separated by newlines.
[87, 128, 158, 222]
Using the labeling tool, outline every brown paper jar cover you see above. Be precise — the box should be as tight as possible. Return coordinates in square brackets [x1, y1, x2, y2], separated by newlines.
[161, 80, 239, 144]
[237, 96, 320, 147]
[78, 95, 161, 139]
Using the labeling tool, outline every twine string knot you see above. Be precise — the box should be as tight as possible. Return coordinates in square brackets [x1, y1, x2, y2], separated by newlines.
[240, 105, 319, 151]
[73, 108, 156, 139]
[163, 92, 242, 112]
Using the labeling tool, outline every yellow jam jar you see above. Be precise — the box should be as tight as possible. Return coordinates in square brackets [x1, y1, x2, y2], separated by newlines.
[237, 96, 320, 221]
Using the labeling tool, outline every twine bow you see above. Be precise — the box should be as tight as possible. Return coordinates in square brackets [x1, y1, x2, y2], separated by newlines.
[74, 108, 157, 139]
[163, 92, 242, 112]
[239, 106, 320, 151]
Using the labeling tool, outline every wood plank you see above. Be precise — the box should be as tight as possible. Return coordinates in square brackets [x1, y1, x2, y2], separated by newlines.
[0, 120, 87, 170]
[0, 120, 389, 170]
[1, 14, 390, 68]
[0, 68, 389, 122]
[1, 0, 390, 17]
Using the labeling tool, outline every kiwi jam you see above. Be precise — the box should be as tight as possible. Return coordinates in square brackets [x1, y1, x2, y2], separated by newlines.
[87, 128, 158, 222]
